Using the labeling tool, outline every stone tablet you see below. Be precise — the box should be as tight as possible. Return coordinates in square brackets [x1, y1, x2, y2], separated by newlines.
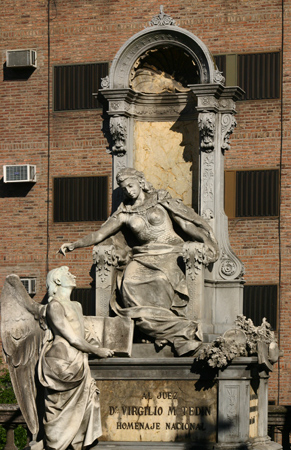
[98, 379, 217, 443]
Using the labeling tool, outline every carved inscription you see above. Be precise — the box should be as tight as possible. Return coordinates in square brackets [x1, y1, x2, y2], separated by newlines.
[99, 380, 217, 442]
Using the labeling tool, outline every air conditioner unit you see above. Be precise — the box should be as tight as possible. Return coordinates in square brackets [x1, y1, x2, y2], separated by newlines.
[6, 49, 37, 68]
[3, 165, 36, 183]
[20, 278, 36, 295]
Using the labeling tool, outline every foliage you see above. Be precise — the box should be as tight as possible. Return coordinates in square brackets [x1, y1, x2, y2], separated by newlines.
[0, 365, 17, 404]
[14, 425, 27, 450]
[0, 359, 27, 449]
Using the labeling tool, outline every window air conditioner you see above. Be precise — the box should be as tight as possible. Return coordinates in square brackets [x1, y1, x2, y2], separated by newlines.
[20, 278, 36, 295]
[6, 49, 37, 68]
[3, 165, 36, 183]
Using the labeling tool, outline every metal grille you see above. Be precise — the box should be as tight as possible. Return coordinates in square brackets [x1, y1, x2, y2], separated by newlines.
[6, 165, 28, 181]
[54, 176, 108, 222]
[238, 52, 280, 100]
[236, 170, 279, 217]
[243, 284, 278, 330]
[54, 62, 108, 111]
[71, 288, 95, 315]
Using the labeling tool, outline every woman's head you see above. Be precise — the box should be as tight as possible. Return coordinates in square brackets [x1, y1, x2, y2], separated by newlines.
[116, 168, 154, 194]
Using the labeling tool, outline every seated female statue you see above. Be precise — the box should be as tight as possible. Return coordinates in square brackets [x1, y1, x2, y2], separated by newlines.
[59, 168, 219, 356]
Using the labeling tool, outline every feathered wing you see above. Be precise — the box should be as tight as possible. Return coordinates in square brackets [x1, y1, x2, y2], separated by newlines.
[0, 274, 46, 436]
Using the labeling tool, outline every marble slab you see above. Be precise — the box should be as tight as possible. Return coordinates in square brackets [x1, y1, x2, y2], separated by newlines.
[98, 379, 217, 443]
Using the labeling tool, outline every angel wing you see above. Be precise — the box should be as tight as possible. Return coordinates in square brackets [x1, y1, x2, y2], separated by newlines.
[0, 274, 46, 436]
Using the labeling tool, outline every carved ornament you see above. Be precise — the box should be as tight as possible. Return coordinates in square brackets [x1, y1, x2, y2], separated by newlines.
[93, 245, 117, 283]
[219, 251, 245, 279]
[201, 208, 214, 220]
[221, 113, 237, 153]
[198, 112, 216, 152]
[213, 69, 225, 85]
[149, 6, 177, 27]
[109, 116, 127, 156]
[183, 242, 217, 282]
[202, 154, 214, 203]
[101, 75, 110, 89]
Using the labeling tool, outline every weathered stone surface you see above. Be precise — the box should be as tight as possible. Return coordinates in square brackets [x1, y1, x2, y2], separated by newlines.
[134, 121, 199, 208]
[98, 379, 217, 442]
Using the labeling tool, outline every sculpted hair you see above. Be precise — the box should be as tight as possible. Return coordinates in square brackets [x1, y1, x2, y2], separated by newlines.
[46, 266, 69, 301]
[116, 167, 155, 193]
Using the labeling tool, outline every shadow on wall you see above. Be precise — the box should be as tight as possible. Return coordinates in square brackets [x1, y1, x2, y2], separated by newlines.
[0, 179, 35, 198]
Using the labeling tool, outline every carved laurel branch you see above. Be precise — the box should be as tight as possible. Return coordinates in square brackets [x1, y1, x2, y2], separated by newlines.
[93, 245, 117, 283]
[183, 242, 213, 282]
[221, 113, 237, 153]
[149, 6, 177, 27]
[195, 315, 278, 370]
[198, 112, 215, 152]
[109, 116, 127, 156]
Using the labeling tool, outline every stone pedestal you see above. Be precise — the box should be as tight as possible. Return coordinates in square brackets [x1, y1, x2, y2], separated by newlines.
[90, 355, 281, 449]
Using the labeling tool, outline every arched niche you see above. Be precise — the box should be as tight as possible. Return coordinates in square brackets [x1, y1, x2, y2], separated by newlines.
[109, 24, 217, 89]
[100, 11, 223, 210]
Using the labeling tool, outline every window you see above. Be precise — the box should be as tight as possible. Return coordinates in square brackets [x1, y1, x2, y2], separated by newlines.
[54, 62, 108, 111]
[214, 52, 280, 100]
[243, 284, 278, 330]
[54, 176, 108, 222]
[71, 288, 95, 315]
[224, 169, 279, 218]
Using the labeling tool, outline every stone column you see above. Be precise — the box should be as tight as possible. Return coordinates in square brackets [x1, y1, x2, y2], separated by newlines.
[190, 84, 245, 339]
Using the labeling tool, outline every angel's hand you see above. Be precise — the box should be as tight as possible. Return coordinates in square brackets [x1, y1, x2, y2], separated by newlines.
[94, 347, 114, 358]
[58, 243, 74, 256]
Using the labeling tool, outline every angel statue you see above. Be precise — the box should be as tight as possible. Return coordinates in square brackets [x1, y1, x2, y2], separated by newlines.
[59, 168, 219, 357]
[0, 266, 114, 450]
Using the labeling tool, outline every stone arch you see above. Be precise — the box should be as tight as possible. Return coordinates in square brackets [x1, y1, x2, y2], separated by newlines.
[109, 25, 216, 89]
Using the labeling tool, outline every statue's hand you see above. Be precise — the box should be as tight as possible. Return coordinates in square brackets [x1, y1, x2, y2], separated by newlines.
[94, 347, 114, 358]
[58, 243, 74, 256]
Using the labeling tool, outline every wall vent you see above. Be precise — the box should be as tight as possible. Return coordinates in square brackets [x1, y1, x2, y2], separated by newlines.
[6, 50, 37, 68]
[3, 165, 36, 183]
[20, 278, 36, 295]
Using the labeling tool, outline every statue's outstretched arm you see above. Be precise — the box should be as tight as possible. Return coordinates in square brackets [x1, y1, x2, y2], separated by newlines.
[59, 214, 124, 255]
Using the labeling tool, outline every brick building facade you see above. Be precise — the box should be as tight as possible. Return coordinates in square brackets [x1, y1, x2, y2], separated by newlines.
[0, 0, 289, 405]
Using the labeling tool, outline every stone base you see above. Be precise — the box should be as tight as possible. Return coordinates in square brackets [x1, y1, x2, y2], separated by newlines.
[94, 443, 213, 449]
[89, 356, 281, 450]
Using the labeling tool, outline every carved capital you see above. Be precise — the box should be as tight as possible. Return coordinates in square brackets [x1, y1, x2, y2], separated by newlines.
[109, 116, 127, 156]
[221, 113, 237, 153]
[198, 112, 216, 152]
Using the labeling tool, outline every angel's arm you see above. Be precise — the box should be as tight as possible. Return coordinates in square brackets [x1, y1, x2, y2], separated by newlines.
[46, 301, 113, 357]
[59, 214, 125, 255]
